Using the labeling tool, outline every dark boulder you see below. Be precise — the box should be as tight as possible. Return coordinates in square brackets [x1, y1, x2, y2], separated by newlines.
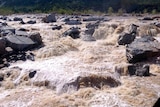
[17, 28, 29, 32]
[62, 27, 80, 39]
[65, 20, 82, 25]
[20, 20, 25, 24]
[29, 32, 42, 46]
[42, 13, 56, 23]
[153, 98, 160, 107]
[0, 16, 8, 20]
[128, 64, 150, 76]
[5, 35, 36, 51]
[13, 17, 23, 21]
[0, 38, 6, 56]
[52, 25, 62, 30]
[27, 20, 36, 24]
[118, 33, 136, 45]
[0, 22, 7, 26]
[142, 17, 153, 21]
[126, 36, 160, 63]
[29, 70, 37, 78]
[0, 74, 4, 81]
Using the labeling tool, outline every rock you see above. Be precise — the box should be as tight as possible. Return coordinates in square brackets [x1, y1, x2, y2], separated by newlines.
[126, 36, 160, 63]
[79, 73, 121, 88]
[0, 22, 7, 26]
[128, 24, 139, 34]
[118, 32, 136, 45]
[86, 21, 100, 29]
[0, 26, 15, 37]
[29, 32, 42, 46]
[5, 47, 13, 53]
[0, 38, 6, 56]
[29, 70, 37, 78]
[154, 22, 160, 28]
[27, 20, 36, 24]
[5, 35, 36, 51]
[65, 20, 82, 25]
[52, 25, 62, 30]
[115, 64, 150, 76]
[57, 76, 80, 94]
[15, 30, 29, 36]
[128, 64, 150, 76]
[26, 52, 35, 61]
[20, 20, 25, 24]
[42, 13, 56, 23]
[85, 28, 95, 35]
[17, 28, 29, 32]
[153, 98, 160, 107]
[0, 74, 4, 81]
[142, 17, 153, 20]
[81, 28, 96, 41]
[13, 17, 23, 21]
[0, 16, 7, 20]
[62, 27, 80, 39]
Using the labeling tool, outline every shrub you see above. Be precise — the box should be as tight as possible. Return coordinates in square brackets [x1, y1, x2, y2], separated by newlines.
[108, 7, 113, 15]
[152, 9, 157, 14]
[117, 8, 124, 16]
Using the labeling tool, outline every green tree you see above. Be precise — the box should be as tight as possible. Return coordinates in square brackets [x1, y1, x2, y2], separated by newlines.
[117, 8, 124, 16]
[152, 9, 157, 14]
[108, 7, 113, 15]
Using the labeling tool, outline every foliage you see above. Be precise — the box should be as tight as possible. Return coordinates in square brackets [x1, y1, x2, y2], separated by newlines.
[0, 0, 159, 14]
[108, 7, 114, 15]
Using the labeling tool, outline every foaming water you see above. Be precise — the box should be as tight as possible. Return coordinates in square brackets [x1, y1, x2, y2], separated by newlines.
[1, 14, 160, 107]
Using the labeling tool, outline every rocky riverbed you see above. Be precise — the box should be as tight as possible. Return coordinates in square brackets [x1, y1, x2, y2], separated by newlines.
[0, 13, 160, 107]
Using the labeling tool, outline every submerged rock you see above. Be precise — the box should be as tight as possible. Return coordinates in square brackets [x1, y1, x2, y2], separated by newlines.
[128, 64, 150, 76]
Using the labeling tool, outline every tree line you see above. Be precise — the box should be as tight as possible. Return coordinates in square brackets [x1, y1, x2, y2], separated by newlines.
[0, 0, 159, 14]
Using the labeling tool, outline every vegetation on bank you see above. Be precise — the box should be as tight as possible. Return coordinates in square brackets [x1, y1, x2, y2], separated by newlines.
[0, 0, 159, 15]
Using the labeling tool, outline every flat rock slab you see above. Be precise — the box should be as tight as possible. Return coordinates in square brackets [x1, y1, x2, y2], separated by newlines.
[5, 35, 35, 51]
[126, 36, 160, 63]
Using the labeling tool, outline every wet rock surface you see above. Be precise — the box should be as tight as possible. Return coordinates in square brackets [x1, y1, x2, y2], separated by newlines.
[126, 36, 160, 63]
[0, 14, 159, 107]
